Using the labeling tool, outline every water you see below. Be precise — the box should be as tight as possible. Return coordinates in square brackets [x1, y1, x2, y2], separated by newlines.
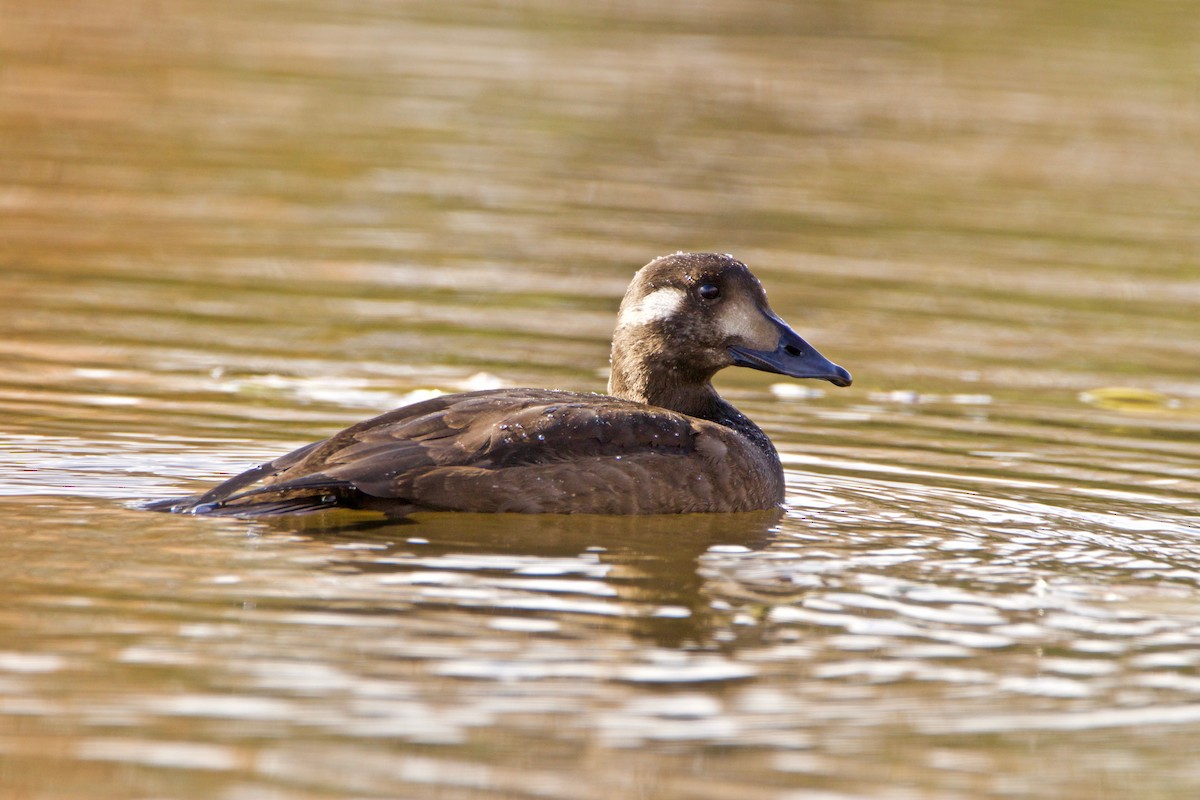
[2, 1, 1198, 797]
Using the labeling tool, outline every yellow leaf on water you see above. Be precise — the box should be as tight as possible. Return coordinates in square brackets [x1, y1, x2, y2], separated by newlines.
[1078, 387, 1178, 411]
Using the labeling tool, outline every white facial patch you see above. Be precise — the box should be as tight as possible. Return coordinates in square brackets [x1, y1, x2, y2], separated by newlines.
[620, 287, 686, 328]
[720, 297, 778, 348]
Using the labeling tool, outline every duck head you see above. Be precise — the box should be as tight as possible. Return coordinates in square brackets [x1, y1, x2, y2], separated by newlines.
[609, 253, 851, 410]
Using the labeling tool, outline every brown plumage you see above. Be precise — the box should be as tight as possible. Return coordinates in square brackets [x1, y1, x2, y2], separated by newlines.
[145, 253, 851, 517]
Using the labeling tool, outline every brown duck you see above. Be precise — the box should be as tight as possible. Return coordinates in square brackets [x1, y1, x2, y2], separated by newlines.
[147, 253, 851, 517]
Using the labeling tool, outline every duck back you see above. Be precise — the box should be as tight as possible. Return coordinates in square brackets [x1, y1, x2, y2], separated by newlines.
[147, 388, 785, 517]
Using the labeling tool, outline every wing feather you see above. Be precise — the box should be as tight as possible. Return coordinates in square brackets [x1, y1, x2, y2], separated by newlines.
[148, 388, 778, 516]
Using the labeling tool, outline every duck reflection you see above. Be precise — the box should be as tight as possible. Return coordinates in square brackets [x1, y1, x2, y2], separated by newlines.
[260, 509, 781, 648]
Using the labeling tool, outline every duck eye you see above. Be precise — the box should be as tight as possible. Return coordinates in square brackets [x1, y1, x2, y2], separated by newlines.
[697, 283, 721, 301]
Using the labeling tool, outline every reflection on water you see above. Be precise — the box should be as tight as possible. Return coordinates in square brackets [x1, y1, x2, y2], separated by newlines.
[3, 431, 1199, 798]
[2, 0, 1199, 798]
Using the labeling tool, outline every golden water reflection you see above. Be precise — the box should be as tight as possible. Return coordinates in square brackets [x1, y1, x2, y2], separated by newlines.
[2, 0, 1199, 798]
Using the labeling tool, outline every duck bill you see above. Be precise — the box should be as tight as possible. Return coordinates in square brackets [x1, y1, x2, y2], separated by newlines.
[729, 315, 852, 387]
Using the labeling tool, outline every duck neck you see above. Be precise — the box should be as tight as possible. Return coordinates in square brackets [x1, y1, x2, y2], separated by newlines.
[609, 367, 722, 420]
[608, 352, 778, 462]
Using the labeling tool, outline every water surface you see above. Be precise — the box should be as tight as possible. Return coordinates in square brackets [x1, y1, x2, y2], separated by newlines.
[1, 1, 1198, 798]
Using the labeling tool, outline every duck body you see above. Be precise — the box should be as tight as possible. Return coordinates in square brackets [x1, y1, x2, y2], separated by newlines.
[147, 253, 851, 518]
[154, 388, 786, 516]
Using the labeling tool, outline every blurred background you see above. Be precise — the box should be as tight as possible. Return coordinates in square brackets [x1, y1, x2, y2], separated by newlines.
[4, 0, 1197, 423]
[1, 1, 1198, 798]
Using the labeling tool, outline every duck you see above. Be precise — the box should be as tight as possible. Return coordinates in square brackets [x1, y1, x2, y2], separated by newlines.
[146, 252, 851, 518]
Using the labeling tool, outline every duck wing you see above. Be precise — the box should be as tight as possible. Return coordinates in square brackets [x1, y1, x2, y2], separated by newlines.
[151, 388, 777, 517]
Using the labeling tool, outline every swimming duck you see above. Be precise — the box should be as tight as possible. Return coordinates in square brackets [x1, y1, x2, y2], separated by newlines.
[147, 253, 851, 517]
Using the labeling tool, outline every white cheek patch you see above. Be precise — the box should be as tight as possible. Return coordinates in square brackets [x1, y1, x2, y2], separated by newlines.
[721, 299, 777, 348]
[620, 287, 686, 328]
